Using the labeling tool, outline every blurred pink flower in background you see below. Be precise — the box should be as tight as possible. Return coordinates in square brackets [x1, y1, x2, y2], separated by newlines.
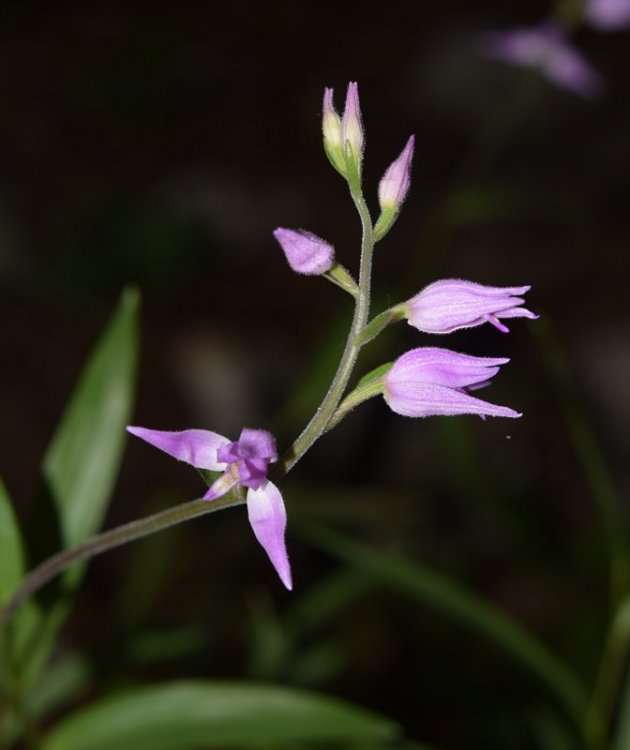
[585, 0, 630, 29]
[478, 22, 604, 98]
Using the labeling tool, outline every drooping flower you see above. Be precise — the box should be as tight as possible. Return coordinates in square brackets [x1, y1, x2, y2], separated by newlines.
[585, 0, 630, 30]
[273, 228, 335, 275]
[478, 22, 604, 98]
[382, 347, 521, 419]
[126, 425, 292, 590]
[403, 279, 538, 335]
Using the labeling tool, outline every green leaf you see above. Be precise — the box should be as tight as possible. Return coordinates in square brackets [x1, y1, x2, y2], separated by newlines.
[305, 525, 588, 727]
[27, 652, 91, 720]
[42, 680, 399, 750]
[614, 663, 630, 750]
[0, 477, 25, 603]
[43, 288, 139, 548]
[529, 707, 580, 750]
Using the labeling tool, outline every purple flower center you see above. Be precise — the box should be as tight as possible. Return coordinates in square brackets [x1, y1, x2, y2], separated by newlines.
[216, 427, 278, 490]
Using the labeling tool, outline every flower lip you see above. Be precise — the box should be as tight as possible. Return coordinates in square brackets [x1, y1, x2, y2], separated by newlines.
[215, 427, 277, 490]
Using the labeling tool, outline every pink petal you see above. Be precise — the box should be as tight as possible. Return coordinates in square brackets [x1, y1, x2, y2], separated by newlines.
[247, 481, 292, 590]
[126, 426, 229, 470]
[384, 382, 522, 419]
[386, 347, 509, 390]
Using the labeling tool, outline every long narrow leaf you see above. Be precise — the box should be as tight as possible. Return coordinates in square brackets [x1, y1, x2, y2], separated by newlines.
[0, 477, 25, 603]
[42, 680, 399, 750]
[43, 288, 139, 548]
[13, 290, 139, 686]
[535, 319, 630, 607]
[613, 662, 630, 750]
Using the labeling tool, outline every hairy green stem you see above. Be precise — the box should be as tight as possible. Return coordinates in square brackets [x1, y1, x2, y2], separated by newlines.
[278, 187, 374, 476]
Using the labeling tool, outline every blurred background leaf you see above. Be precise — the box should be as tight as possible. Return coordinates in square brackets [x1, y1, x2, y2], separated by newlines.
[303, 524, 588, 731]
[9, 290, 140, 692]
[0, 478, 25, 604]
[43, 287, 139, 551]
[41, 680, 400, 750]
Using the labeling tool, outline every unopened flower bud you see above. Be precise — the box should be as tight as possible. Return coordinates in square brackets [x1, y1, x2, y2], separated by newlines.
[273, 228, 335, 275]
[374, 135, 415, 239]
[341, 82, 364, 182]
[378, 135, 414, 209]
[322, 87, 346, 176]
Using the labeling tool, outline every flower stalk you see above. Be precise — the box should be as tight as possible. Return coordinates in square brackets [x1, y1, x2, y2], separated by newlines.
[1, 80, 536, 617]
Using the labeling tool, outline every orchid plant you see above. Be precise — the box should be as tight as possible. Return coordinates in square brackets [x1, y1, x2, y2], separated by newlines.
[120, 82, 535, 592]
[0, 82, 537, 609]
[7, 78, 630, 750]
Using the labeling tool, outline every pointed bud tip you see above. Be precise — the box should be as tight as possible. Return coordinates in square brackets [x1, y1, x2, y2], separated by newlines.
[341, 81, 364, 163]
[377, 133, 415, 213]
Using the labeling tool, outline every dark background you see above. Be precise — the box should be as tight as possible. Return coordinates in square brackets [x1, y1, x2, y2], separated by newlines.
[1, 2, 629, 747]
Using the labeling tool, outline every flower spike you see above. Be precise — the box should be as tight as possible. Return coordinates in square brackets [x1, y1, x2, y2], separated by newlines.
[127, 425, 292, 589]
[382, 347, 521, 419]
[403, 279, 538, 334]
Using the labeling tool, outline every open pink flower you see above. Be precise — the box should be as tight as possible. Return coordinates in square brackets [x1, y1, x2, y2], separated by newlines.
[127, 426, 292, 590]
[405, 279, 538, 334]
[383, 347, 521, 419]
